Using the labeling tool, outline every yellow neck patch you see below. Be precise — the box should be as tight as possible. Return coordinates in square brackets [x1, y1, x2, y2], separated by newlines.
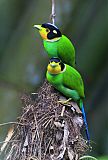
[39, 28, 48, 40]
[47, 63, 61, 75]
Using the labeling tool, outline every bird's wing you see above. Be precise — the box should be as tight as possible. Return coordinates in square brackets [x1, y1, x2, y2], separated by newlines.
[57, 35, 75, 67]
[63, 65, 85, 98]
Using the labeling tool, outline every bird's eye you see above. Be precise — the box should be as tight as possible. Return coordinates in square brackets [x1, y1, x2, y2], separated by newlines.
[46, 28, 49, 32]
[53, 30, 57, 34]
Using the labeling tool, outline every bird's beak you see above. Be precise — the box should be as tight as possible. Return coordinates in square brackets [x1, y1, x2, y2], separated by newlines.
[50, 62, 57, 68]
[33, 25, 42, 30]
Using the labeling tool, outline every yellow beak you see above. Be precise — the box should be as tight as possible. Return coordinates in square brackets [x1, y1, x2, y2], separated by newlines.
[33, 25, 42, 30]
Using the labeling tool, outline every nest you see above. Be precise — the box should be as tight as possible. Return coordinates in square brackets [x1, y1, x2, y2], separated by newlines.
[1, 80, 89, 160]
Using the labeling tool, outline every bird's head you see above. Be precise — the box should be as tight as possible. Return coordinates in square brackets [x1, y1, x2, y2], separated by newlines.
[47, 57, 65, 74]
[34, 23, 62, 41]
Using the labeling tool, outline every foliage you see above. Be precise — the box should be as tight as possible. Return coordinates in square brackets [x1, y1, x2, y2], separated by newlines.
[80, 155, 98, 160]
[98, 156, 108, 160]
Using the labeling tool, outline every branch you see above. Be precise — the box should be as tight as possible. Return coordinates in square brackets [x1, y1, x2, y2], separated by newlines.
[51, 0, 56, 24]
[0, 122, 26, 127]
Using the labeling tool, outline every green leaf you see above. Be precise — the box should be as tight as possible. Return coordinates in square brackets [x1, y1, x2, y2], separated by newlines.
[79, 155, 98, 160]
[98, 156, 108, 160]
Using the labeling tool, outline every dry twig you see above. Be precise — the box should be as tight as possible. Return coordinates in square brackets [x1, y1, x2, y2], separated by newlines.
[0, 80, 89, 160]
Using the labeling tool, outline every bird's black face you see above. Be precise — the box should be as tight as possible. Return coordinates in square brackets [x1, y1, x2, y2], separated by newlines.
[41, 23, 62, 40]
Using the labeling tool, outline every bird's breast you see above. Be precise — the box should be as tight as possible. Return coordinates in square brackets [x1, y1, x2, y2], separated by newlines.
[44, 40, 58, 57]
[47, 72, 63, 86]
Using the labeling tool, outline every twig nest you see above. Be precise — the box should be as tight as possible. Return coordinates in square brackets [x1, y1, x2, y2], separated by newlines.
[2, 80, 88, 160]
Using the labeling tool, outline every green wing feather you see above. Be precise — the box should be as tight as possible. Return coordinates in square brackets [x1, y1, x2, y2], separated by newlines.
[63, 65, 85, 98]
[58, 35, 75, 67]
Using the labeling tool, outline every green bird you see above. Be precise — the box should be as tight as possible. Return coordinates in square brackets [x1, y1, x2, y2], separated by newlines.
[34, 23, 75, 67]
[46, 57, 90, 144]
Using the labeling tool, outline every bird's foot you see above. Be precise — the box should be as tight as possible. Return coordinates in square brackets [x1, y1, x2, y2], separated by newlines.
[58, 98, 72, 104]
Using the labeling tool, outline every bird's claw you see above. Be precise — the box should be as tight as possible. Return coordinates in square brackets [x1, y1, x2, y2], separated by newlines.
[58, 98, 72, 104]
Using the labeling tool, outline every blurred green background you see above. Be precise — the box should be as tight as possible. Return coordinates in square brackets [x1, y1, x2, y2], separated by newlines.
[0, 0, 108, 159]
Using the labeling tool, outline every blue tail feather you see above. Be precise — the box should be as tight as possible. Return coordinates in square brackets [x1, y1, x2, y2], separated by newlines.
[81, 103, 90, 145]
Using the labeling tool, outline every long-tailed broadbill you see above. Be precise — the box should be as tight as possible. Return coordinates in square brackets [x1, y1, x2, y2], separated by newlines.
[46, 57, 90, 145]
[34, 23, 75, 67]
